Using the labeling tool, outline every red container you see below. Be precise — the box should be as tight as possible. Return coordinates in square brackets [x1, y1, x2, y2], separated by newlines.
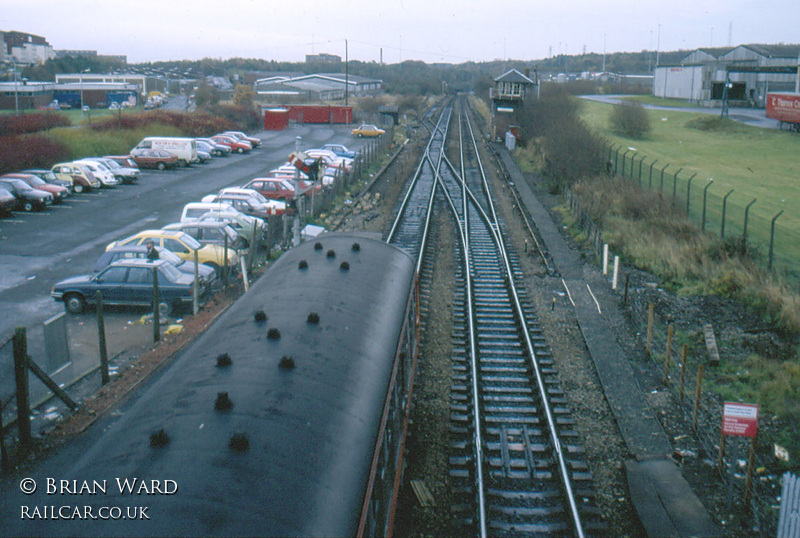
[285, 105, 353, 124]
[263, 108, 289, 130]
[766, 92, 800, 124]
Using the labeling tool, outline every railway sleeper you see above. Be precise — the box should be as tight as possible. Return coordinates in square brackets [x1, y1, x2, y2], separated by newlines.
[487, 520, 570, 536]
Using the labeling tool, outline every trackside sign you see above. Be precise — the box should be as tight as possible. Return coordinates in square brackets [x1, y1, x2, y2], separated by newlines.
[722, 402, 759, 438]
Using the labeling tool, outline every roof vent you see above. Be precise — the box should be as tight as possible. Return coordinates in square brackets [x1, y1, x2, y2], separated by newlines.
[229, 433, 249, 451]
[298, 260, 308, 270]
[267, 328, 281, 340]
[307, 312, 320, 324]
[340, 261, 350, 271]
[150, 428, 170, 448]
[216, 353, 233, 367]
[279, 356, 295, 370]
[215, 392, 234, 411]
[352, 242, 361, 252]
[326, 249, 336, 259]
[314, 242, 323, 251]
[254, 310, 267, 323]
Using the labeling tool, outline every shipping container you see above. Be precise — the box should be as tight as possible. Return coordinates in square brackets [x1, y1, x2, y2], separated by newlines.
[766, 92, 800, 131]
[285, 105, 353, 124]
[263, 108, 289, 130]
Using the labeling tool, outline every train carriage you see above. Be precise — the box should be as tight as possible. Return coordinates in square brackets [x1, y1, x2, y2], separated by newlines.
[8, 233, 418, 537]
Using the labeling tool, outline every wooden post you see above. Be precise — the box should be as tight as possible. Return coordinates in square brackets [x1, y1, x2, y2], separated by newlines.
[664, 324, 674, 385]
[193, 249, 199, 316]
[692, 364, 704, 431]
[96, 291, 110, 385]
[646, 303, 654, 357]
[679, 344, 688, 402]
[13, 327, 32, 453]
[223, 234, 229, 288]
[743, 433, 757, 508]
[717, 431, 727, 477]
[152, 267, 160, 343]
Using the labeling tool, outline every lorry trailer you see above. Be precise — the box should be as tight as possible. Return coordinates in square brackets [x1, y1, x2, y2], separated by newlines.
[766, 92, 800, 132]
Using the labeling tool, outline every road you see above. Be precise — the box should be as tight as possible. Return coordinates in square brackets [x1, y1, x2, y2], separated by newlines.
[580, 94, 782, 130]
[0, 124, 366, 403]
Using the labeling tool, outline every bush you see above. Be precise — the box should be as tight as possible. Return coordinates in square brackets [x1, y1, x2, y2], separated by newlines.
[0, 112, 71, 136]
[0, 134, 70, 174]
[610, 101, 651, 139]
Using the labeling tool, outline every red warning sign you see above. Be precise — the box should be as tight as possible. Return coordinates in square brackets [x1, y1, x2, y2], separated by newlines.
[722, 402, 759, 438]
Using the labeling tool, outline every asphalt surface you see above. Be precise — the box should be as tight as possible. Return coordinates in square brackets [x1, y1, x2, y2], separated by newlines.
[0, 124, 368, 412]
[581, 94, 782, 130]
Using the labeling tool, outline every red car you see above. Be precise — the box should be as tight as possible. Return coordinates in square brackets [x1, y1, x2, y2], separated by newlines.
[223, 131, 261, 148]
[211, 135, 251, 154]
[129, 149, 180, 170]
[3, 173, 69, 203]
[242, 177, 300, 201]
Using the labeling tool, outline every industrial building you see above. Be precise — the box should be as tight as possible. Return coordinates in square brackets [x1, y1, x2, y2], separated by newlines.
[254, 73, 383, 102]
[653, 44, 800, 107]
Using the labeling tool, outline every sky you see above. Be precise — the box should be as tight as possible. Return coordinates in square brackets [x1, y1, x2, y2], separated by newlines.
[2, 0, 799, 65]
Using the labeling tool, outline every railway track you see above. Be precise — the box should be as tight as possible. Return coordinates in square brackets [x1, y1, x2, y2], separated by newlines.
[388, 99, 603, 536]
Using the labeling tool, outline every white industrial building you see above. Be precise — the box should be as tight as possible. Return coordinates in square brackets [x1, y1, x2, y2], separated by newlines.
[653, 44, 800, 107]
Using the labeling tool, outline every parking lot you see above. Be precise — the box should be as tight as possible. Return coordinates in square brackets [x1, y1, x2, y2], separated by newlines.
[0, 123, 371, 416]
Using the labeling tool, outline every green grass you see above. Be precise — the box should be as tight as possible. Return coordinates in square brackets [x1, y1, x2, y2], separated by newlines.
[617, 95, 705, 108]
[581, 99, 800, 277]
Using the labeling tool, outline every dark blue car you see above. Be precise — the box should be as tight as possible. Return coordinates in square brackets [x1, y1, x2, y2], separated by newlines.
[52, 258, 204, 315]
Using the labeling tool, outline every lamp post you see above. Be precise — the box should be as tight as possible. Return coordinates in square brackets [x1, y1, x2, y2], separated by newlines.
[80, 68, 90, 116]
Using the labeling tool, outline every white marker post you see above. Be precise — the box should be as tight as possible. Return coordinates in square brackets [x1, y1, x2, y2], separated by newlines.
[612, 256, 620, 289]
[602, 244, 609, 275]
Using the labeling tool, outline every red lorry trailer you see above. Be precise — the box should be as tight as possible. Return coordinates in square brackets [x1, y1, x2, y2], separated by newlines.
[766, 92, 800, 132]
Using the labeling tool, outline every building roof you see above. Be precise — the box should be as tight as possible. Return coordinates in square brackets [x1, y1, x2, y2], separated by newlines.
[494, 68, 535, 84]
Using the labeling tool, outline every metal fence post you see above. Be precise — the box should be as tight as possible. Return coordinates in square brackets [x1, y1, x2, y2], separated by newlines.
[660, 163, 669, 194]
[742, 198, 757, 254]
[702, 179, 714, 231]
[686, 174, 695, 216]
[637, 155, 646, 186]
[721, 189, 734, 239]
[672, 168, 684, 205]
[152, 268, 160, 343]
[649, 159, 658, 190]
[96, 291, 109, 385]
[768, 210, 785, 271]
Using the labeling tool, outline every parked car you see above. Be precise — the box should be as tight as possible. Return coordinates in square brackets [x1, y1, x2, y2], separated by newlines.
[95, 245, 216, 287]
[162, 221, 245, 250]
[195, 139, 224, 158]
[195, 138, 231, 157]
[22, 168, 73, 191]
[129, 148, 180, 170]
[181, 202, 267, 246]
[0, 187, 16, 215]
[206, 187, 287, 214]
[74, 159, 120, 187]
[107, 229, 239, 275]
[51, 162, 102, 193]
[196, 150, 212, 164]
[351, 124, 385, 137]
[3, 173, 69, 203]
[211, 134, 251, 154]
[0, 176, 54, 211]
[223, 130, 261, 148]
[305, 149, 353, 172]
[241, 177, 299, 202]
[51, 258, 204, 315]
[103, 155, 141, 170]
[269, 165, 335, 187]
[321, 143, 357, 159]
[95, 157, 140, 184]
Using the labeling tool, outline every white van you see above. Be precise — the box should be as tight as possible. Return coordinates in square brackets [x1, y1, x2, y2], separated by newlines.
[134, 137, 198, 167]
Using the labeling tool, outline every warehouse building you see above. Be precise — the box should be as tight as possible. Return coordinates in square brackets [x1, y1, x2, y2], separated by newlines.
[653, 44, 800, 107]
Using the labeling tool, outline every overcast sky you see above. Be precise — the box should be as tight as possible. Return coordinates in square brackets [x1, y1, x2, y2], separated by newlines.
[2, 0, 798, 65]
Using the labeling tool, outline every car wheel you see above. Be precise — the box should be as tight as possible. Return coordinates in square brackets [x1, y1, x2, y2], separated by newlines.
[158, 301, 173, 317]
[357, 133, 363, 138]
[74, 184, 84, 193]
[236, 147, 244, 154]
[23, 201, 34, 212]
[203, 261, 221, 275]
[65, 294, 86, 314]
[157, 162, 166, 171]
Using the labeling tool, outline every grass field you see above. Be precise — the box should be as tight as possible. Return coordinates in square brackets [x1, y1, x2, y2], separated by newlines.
[580, 99, 800, 278]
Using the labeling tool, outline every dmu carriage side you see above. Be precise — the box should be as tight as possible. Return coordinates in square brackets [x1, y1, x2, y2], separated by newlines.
[8, 233, 418, 537]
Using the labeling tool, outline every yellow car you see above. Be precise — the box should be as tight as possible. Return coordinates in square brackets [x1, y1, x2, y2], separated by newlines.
[351, 123, 385, 138]
[106, 229, 239, 274]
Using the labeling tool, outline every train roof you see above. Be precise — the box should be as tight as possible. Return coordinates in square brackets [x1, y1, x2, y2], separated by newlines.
[12, 234, 415, 537]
